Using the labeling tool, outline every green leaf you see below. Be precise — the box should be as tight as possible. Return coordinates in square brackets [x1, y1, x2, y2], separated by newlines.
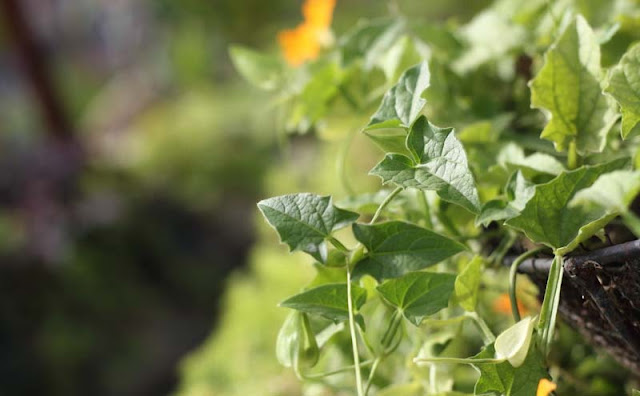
[258, 194, 359, 262]
[370, 116, 481, 213]
[529, 15, 617, 154]
[505, 159, 628, 254]
[498, 143, 566, 177]
[455, 255, 484, 311]
[340, 19, 404, 67]
[276, 312, 319, 369]
[280, 283, 367, 322]
[366, 62, 431, 130]
[453, 9, 526, 73]
[494, 317, 536, 368]
[352, 221, 466, 281]
[476, 171, 535, 226]
[605, 42, 640, 138]
[473, 343, 549, 396]
[571, 170, 640, 212]
[377, 271, 456, 326]
[363, 128, 411, 155]
[229, 45, 282, 90]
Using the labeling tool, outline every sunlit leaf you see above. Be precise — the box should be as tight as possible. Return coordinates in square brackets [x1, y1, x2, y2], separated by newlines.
[370, 116, 481, 213]
[529, 15, 617, 154]
[454, 255, 484, 311]
[366, 62, 431, 130]
[495, 316, 536, 368]
[506, 159, 628, 254]
[605, 42, 640, 138]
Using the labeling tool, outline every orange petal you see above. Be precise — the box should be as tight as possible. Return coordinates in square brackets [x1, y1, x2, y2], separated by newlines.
[278, 23, 321, 66]
[492, 293, 529, 315]
[537, 378, 557, 396]
[302, 0, 336, 29]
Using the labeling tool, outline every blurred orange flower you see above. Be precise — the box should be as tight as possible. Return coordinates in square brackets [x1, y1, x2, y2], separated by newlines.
[536, 378, 556, 396]
[493, 293, 529, 316]
[278, 0, 336, 66]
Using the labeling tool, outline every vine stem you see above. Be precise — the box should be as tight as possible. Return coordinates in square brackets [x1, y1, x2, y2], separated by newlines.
[414, 356, 506, 365]
[536, 254, 564, 357]
[346, 266, 365, 396]
[464, 312, 495, 344]
[370, 187, 403, 224]
[509, 247, 546, 322]
[300, 359, 374, 380]
[346, 186, 403, 396]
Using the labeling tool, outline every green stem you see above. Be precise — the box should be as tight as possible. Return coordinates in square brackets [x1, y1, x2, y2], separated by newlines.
[622, 211, 640, 237]
[380, 310, 402, 347]
[346, 267, 365, 396]
[464, 312, 495, 344]
[509, 247, 546, 322]
[536, 254, 564, 357]
[417, 191, 433, 229]
[364, 357, 382, 396]
[329, 237, 350, 253]
[429, 365, 438, 394]
[567, 141, 581, 170]
[370, 187, 403, 224]
[489, 232, 517, 267]
[301, 359, 374, 380]
[414, 357, 506, 365]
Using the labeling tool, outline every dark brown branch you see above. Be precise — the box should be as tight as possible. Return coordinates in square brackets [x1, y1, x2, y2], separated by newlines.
[504, 239, 640, 275]
[0, 0, 75, 140]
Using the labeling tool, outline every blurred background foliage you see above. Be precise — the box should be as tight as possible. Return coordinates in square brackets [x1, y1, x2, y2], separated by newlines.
[2, 0, 632, 395]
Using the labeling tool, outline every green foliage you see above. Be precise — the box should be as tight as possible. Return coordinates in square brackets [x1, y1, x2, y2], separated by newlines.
[280, 283, 367, 323]
[455, 255, 484, 311]
[605, 43, 640, 138]
[494, 317, 536, 368]
[530, 15, 617, 155]
[506, 159, 628, 254]
[216, 0, 640, 395]
[377, 271, 456, 325]
[371, 116, 481, 213]
[366, 61, 431, 130]
[352, 220, 466, 280]
[258, 193, 359, 262]
[473, 344, 549, 396]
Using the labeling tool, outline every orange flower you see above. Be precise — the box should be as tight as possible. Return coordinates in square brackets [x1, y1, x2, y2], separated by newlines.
[493, 293, 529, 316]
[278, 0, 336, 66]
[536, 378, 556, 396]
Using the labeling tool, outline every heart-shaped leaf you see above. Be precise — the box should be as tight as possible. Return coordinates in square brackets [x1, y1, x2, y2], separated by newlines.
[280, 283, 367, 323]
[529, 15, 617, 154]
[472, 343, 549, 396]
[505, 158, 628, 254]
[605, 43, 640, 138]
[370, 116, 481, 213]
[352, 220, 466, 280]
[366, 62, 431, 130]
[377, 271, 456, 326]
[258, 194, 359, 262]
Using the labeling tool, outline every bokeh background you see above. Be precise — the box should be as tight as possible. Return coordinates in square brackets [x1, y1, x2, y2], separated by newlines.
[0, 1, 492, 395]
